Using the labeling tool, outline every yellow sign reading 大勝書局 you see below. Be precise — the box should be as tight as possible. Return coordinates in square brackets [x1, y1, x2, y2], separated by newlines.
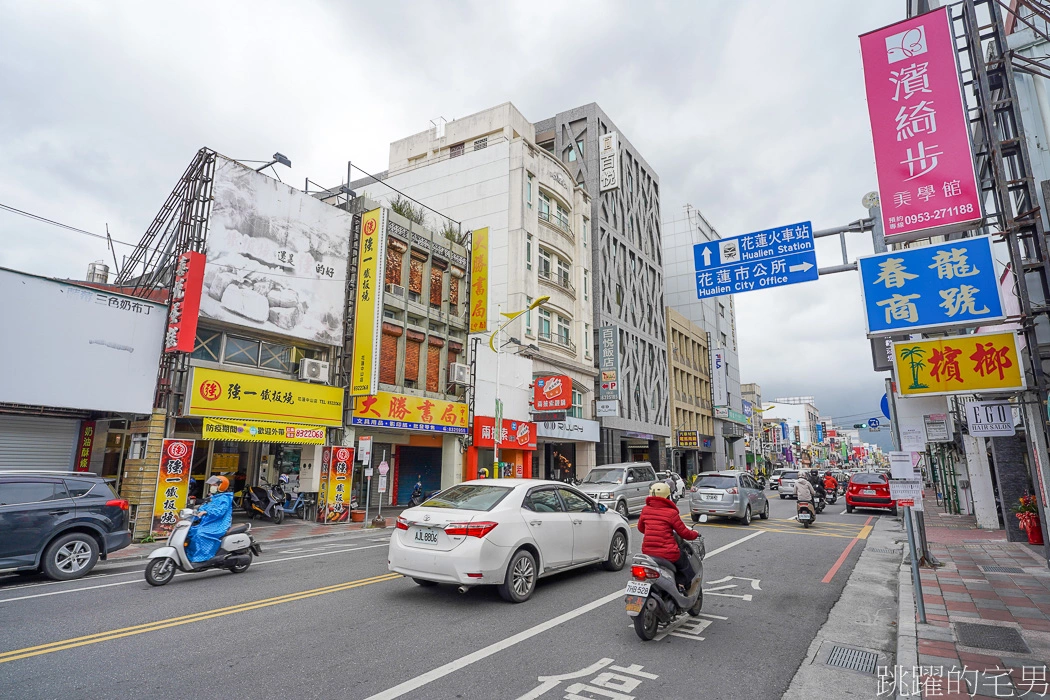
[892, 331, 1025, 397]
[469, 227, 489, 333]
[187, 367, 344, 426]
[351, 391, 468, 434]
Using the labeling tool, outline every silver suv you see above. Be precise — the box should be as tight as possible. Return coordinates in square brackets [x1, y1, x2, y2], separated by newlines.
[577, 462, 658, 518]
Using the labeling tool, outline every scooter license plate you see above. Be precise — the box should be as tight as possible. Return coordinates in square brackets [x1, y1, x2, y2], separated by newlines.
[625, 580, 651, 596]
[625, 595, 645, 616]
[798, 512, 812, 521]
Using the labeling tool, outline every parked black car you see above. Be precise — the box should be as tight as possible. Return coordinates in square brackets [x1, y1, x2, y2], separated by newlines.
[0, 471, 132, 580]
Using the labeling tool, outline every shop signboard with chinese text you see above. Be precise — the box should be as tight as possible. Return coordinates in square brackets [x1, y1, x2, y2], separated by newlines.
[350, 208, 388, 396]
[923, 413, 952, 442]
[151, 439, 194, 538]
[534, 375, 571, 411]
[678, 430, 699, 447]
[599, 132, 620, 192]
[469, 227, 489, 333]
[597, 326, 620, 400]
[892, 332, 1025, 397]
[965, 400, 1016, 437]
[164, 251, 206, 352]
[693, 222, 818, 299]
[358, 435, 373, 463]
[202, 418, 326, 444]
[858, 237, 1002, 335]
[73, 421, 96, 472]
[318, 446, 354, 523]
[351, 391, 468, 434]
[187, 367, 343, 426]
[860, 8, 982, 240]
[473, 416, 537, 450]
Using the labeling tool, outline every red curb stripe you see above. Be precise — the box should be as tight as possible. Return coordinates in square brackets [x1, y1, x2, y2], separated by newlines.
[822, 516, 874, 584]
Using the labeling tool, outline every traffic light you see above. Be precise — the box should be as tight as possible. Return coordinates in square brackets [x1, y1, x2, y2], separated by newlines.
[853, 423, 864, 429]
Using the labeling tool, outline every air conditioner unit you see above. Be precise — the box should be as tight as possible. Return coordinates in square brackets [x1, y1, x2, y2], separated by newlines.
[447, 362, 470, 387]
[385, 284, 406, 299]
[298, 358, 330, 383]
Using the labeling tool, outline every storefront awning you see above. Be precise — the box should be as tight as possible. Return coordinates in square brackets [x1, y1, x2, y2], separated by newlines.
[202, 417, 326, 444]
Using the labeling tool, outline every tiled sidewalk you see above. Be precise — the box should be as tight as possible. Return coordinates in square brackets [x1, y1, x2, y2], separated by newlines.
[904, 498, 1050, 698]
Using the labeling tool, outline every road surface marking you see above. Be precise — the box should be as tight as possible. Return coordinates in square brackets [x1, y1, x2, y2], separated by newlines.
[362, 529, 764, 700]
[0, 572, 401, 664]
[821, 516, 875, 584]
[0, 543, 389, 605]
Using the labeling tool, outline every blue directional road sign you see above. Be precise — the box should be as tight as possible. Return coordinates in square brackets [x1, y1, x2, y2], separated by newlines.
[868, 418, 881, 430]
[881, 393, 891, 421]
[694, 221, 819, 299]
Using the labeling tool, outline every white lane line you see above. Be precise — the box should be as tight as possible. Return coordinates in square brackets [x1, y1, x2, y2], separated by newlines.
[0, 568, 144, 591]
[363, 529, 765, 700]
[0, 544, 389, 604]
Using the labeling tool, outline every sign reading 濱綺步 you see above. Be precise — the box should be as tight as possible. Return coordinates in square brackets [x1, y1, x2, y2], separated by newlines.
[712, 349, 728, 406]
[858, 237, 1003, 336]
[469, 227, 489, 333]
[892, 332, 1025, 397]
[597, 326, 620, 401]
[187, 367, 344, 426]
[351, 391, 468, 434]
[693, 222, 818, 299]
[318, 446, 354, 523]
[151, 439, 195, 538]
[860, 8, 982, 240]
[534, 375, 571, 411]
[678, 430, 699, 447]
[599, 132, 620, 192]
[965, 400, 1016, 437]
[164, 251, 206, 352]
[202, 417, 326, 444]
[350, 208, 388, 396]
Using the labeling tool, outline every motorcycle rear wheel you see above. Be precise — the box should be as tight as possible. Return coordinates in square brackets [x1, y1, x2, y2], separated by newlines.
[803, 520, 811, 529]
[633, 602, 659, 641]
[229, 552, 252, 574]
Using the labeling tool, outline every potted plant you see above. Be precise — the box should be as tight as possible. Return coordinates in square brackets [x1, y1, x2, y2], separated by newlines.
[1013, 493, 1044, 545]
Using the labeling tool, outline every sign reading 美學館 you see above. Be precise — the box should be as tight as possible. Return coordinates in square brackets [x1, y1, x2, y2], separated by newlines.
[187, 367, 344, 427]
[858, 237, 1003, 336]
[892, 332, 1025, 397]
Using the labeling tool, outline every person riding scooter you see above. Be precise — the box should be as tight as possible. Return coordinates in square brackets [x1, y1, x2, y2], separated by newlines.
[823, 471, 839, 503]
[795, 471, 817, 506]
[637, 482, 700, 596]
[186, 476, 234, 563]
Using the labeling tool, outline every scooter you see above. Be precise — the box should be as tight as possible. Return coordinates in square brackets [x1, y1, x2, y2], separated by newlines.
[144, 506, 261, 586]
[826, 488, 838, 505]
[245, 483, 285, 524]
[408, 484, 425, 508]
[797, 500, 816, 528]
[625, 515, 708, 641]
[815, 493, 827, 514]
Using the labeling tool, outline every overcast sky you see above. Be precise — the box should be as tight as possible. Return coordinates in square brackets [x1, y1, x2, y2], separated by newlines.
[0, 1, 903, 442]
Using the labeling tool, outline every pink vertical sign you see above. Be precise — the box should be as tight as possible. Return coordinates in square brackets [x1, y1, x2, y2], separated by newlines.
[860, 7, 982, 239]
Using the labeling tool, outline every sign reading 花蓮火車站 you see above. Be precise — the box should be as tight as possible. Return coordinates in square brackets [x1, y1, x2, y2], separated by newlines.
[693, 221, 818, 299]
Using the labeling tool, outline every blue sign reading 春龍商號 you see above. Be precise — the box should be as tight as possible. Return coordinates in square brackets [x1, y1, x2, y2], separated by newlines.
[858, 237, 1003, 336]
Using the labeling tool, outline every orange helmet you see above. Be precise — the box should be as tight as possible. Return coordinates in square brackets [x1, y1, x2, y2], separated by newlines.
[206, 475, 229, 492]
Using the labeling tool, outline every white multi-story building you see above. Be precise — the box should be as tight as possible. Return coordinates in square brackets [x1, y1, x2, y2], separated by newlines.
[352, 103, 600, 481]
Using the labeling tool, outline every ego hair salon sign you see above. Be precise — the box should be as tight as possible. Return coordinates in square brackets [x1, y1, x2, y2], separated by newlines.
[0, 268, 166, 414]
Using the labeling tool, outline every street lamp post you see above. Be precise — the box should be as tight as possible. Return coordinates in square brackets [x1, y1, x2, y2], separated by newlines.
[490, 296, 549, 477]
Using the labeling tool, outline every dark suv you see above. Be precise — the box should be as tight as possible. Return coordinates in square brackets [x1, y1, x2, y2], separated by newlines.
[0, 471, 132, 580]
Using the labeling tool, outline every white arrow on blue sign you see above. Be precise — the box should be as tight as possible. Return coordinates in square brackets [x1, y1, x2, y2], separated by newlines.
[694, 221, 819, 299]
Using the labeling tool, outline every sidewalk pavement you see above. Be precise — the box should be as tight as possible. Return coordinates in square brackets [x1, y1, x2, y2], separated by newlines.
[896, 490, 1050, 699]
[102, 506, 406, 568]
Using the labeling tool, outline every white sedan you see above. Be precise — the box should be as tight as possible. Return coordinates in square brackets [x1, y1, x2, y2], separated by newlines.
[389, 479, 631, 602]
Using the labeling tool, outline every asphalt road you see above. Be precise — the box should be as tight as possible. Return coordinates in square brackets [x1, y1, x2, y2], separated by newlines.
[0, 493, 883, 700]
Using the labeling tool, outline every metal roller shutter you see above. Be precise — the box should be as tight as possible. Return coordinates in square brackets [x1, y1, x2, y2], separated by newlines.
[0, 415, 79, 470]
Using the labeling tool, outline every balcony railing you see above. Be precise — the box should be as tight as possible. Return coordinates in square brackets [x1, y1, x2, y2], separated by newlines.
[538, 209, 574, 241]
[538, 330, 577, 355]
[538, 267, 576, 296]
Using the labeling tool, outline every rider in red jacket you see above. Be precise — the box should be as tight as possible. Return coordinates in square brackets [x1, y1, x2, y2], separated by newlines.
[637, 482, 700, 595]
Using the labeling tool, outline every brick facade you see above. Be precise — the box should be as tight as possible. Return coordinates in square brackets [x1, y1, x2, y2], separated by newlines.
[426, 336, 445, 393]
[406, 330, 425, 385]
[380, 322, 403, 385]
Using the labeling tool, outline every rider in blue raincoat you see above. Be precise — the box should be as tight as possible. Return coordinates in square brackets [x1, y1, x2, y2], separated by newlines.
[186, 475, 234, 562]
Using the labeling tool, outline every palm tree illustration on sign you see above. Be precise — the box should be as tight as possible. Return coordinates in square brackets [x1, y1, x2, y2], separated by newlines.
[900, 346, 930, 389]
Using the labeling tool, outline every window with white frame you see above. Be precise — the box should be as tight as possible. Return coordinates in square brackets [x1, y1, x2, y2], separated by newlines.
[556, 201, 570, 230]
[557, 314, 570, 345]
[557, 258, 571, 287]
[584, 323, 591, 357]
[569, 389, 583, 418]
[539, 192, 551, 221]
[526, 296, 533, 336]
[526, 173, 533, 206]
[538, 248, 552, 277]
[539, 308, 551, 339]
[583, 269, 589, 301]
[526, 234, 533, 270]
[582, 217, 588, 247]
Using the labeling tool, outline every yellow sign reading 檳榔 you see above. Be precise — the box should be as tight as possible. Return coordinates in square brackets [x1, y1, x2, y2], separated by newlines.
[187, 367, 344, 426]
[892, 332, 1025, 397]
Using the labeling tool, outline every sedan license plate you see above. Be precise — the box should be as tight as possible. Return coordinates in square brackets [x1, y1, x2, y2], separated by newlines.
[625, 595, 644, 616]
[625, 580, 651, 596]
[798, 512, 812, 521]
[862, 489, 876, 495]
[702, 494, 719, 501]
[412, 528, 440, 545]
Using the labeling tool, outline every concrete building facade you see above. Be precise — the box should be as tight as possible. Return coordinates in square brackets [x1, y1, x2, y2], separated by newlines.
[665, 307, 714, 476]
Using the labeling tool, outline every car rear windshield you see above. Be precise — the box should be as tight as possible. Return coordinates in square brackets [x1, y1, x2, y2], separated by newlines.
[693, 476, 737, 490]
[421, 485, 511, 511]
[582, 468, 624, 484]
[852, 474, 887, 484]
[781, 472, 798, 480]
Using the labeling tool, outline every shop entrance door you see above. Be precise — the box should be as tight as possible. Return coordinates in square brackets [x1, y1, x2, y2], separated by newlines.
[397, 446, 441, 505]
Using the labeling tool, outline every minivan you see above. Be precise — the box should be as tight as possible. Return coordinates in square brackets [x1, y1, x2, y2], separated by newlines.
[576, 462, 658, 517]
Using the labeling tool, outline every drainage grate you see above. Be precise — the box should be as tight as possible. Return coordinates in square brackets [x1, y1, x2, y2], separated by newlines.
[980, 565, 1024, 574]
[826, 645, 880, 674]
[868, 547, 903, 554]
[954, 623, 1031, 654]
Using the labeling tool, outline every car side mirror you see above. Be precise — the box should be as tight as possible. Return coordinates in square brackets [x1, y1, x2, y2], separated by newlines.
[598, 503, 607, 514]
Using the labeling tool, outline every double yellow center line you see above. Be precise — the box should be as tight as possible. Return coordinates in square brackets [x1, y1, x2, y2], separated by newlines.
[0, 572, 401, 664]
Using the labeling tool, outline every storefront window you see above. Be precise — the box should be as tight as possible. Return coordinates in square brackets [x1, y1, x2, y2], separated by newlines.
[260, 341, 293, 372]
[129, 434, 148, 460]
[224, 336, 261, 366]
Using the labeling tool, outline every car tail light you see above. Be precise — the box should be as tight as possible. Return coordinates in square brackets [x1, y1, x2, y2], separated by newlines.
[396, 517, 409, 531]
[726, 487, 739, 495]
[106, 499, 129, 511]
[445, 521, 498, 538]
[631, 565, 661, 581]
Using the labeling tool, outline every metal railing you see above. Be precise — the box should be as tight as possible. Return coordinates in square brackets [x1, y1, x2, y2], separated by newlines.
[538, 330, 577, 354]
[538, 209, 574, 239]
[538, 267, 576, 296]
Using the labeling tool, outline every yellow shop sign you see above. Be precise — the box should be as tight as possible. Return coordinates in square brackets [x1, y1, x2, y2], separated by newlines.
[892, 332, 1025, 397]
[351, 391, 467, 434]
[203, 418, 327, 444]
[188, 367, 344, 427]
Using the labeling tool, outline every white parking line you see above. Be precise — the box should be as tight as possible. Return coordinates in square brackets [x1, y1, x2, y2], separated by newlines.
[363, 529, 765, 700]
[0, 544, 389, 605]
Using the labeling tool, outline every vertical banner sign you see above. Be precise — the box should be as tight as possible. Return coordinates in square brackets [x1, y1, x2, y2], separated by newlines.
[350, 208, 387, 396]
[599, 132, 620, 192]
[711, 348, 728, 407]
[358, 435, 373, 464]
[318, 446, 354, 523]
[597, 326, 620, 400]
[164, 251, 206, 352]
[860, 7, 982, 240]
[151, 439, 195, 537]
[73, 420, 96, 472]
[469, 227, 489, 333]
